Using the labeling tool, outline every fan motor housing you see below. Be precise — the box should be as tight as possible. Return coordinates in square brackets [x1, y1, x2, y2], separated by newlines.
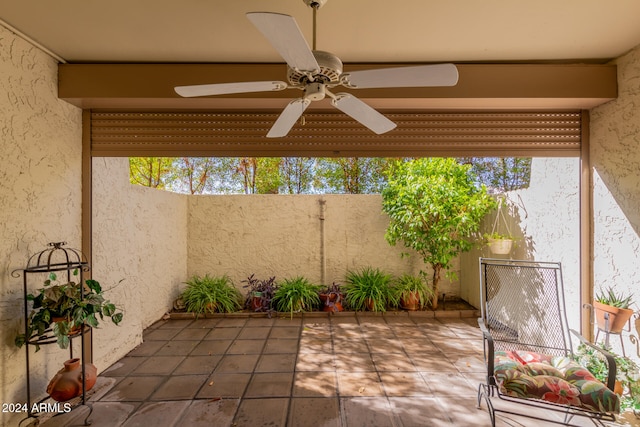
[288, 50, 343, 86]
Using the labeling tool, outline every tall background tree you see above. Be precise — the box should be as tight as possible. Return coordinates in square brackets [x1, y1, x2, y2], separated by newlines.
[129, 157, 175, 189]
[381, 158, 496, 308]
[316, 158, 392, 194]
[460, 157, 532, 192]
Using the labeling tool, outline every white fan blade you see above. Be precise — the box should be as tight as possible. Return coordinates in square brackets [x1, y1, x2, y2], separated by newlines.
[342, 63, 459, 89]
[331, 93, 396, 134]
[247, 12, 319, 72]
[267, 98, 311, 138]
[175, 81, 287, 97]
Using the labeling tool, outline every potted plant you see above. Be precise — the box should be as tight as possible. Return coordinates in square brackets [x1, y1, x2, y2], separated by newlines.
[574, 342, 640, 412]
[242, 274, 277, 314]
[594, 286, 635, 334]
[15, 272, 123, 351]
[273, 276, 321, 318]
[318, 282, 344, 312]
[343, 267, 398, 312]
[391, 274, 433, 311]
[181, 274, 242, 317]
[483, 232, 515, 255]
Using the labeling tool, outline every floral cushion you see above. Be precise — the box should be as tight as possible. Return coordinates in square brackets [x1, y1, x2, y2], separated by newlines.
[494, 350, 620, 414]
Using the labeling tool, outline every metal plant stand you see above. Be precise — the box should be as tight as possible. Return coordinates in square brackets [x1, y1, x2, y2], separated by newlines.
[13, 242, 93, 425]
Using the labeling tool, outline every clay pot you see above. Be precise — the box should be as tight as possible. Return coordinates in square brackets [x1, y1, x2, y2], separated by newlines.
[251, 292, 263, 311]
[47, 358, 97, 402]
[594, 301, 634, 334]
[400, 291, 420, 311]
[319, 293, 344, 312]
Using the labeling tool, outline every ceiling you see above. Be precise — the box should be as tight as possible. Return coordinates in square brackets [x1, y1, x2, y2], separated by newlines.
[2, 0, 640, 64]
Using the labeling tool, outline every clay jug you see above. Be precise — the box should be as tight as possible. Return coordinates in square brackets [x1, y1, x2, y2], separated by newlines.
[47, 358, 97, 402]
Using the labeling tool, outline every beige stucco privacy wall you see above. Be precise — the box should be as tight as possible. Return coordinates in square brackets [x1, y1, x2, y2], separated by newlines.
[91, 158, 188, 369]
[0, 25, 82, 426]
[460, 157, 581, 329]
[186, 194, 456, 294]
[590, 43, 640, 358]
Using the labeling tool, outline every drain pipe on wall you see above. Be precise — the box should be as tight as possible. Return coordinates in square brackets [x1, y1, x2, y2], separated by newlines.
[319, 198, 327, 286]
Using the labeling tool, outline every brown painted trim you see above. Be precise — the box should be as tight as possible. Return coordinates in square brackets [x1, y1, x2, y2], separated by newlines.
[579, 110, 592, 339]
[58, 63, 617, 110]
[81, 109, 94, 362]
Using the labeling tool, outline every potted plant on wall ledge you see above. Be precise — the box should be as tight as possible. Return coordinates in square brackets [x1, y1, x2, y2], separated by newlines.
[273, 276, 321, 318]
[318, 282, 344, 312]
[344, 267, 398, 312]
[594, 286, 635, 334]
[391, 274, 433, 311]
[181, 274, 242, 317]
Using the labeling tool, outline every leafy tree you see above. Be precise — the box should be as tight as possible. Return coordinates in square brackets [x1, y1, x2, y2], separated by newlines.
[317, 157, 392, 194]
[381, 158, 496, 308]
[129, 157, 175, 189]
[460, 157, 532, 192]
[170, 157, 217, 194]
[280, 157, 316, 194]
[232, 157, 282, 194]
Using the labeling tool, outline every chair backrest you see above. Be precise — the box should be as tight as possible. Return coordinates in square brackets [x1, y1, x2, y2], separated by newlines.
[479, 258, 573, 357]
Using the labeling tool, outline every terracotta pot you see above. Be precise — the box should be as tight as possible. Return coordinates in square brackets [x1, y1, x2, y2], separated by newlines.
[251, 292, 263, 311]
[594, 301, 634, 334]
[400, 291, 420, 311]
[319, 293, 344, 312]
[366, 298, 377, 311]
[52, 317, 82, 335]
[614, 380, 624, 396]
[47, 358, 97, 402]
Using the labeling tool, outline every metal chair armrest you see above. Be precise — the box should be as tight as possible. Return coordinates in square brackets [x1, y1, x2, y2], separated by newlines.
[570, 329, 617, 391]
[478, 317, 496, 385]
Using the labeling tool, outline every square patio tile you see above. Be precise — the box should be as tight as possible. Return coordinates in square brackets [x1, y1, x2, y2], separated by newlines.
[288, 397, 340, 427]
[255, 353, 297, 373]
[244, 372, 294, 397]
[190, 339, 232, 355]
[155, 340, 199, 356]
[263, 338, 299, 354]
[274, 316, 302, 326]
[232, 398, 289, 427]
[173, 355, 222, 375]
[216, 318, 247, 327]
[187, 318, 220, 329]
[196, 373, 251, 398]
[101, 376, 166, 401]
[410, 352, 458, 372]
[227, 339, 266, 354]
[337, 372, 385, 397]
[178, 399, 240, 427]
[171, 327, 210, 340]
[204, 327, 241, 340]
[237, 326, 271, 339]
[371, 353, 416, 372]
[388, 397, 451, 426]
[341, 397, 395, 427]
[121, 400, 190, 427]
[293, 371, 338, 397]
[270, 326, 302, 339]
[366, 338, 404, 353]
[126, 340, 164, 357]
[447, 353, 486, 373]
[102, 357, 145, 377]
[420, 371, 476, 397]
[131, 356, 184, 375]
[215, 354, 260, 373]
[334, 353, 375, 372]
[150, 374, 208, 400]
[379, 372, 432, 397]
[333, 337, 368, 354]
[142, 328, 181, 341]
[296, 352, 336, 372]
[401, 338, 439, 354]
[155, 319, 193, 329]
[299, 337, 333, 353]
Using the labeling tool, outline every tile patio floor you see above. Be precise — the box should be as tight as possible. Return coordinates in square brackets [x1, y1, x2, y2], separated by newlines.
[38, 312, 633, 427]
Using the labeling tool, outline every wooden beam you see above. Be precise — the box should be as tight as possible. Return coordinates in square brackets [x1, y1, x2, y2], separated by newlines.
[59, 63, 617, 110]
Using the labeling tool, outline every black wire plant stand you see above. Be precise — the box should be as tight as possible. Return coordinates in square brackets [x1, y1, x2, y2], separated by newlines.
[13, 242, 93, 426]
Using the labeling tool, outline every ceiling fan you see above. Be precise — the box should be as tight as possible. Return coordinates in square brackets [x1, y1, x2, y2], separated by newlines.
[174, 0, 459, 138]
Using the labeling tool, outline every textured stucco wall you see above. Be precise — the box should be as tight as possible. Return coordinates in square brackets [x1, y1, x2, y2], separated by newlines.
[0, 26, 82, 425]
[92, 158, 188, 369]
[590, 43, 640, 358]
[460, 157, 581, 327]
[186, 194, 459, 294]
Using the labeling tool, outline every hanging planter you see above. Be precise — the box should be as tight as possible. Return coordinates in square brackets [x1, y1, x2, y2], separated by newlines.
[485, 196, 515, 255]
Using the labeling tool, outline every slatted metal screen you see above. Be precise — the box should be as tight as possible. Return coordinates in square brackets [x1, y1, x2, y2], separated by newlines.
[90, 110, 582, 157]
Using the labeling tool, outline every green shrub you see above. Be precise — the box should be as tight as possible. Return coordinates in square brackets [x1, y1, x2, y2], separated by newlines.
[344, 267, 397, 312]
[273, 276, 321, 317]
[181, 274, 242, 316]
[391, 274, 433, 310]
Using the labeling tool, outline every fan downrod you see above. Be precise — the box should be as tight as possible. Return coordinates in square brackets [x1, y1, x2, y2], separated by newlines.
[303, 0, 327, 9]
